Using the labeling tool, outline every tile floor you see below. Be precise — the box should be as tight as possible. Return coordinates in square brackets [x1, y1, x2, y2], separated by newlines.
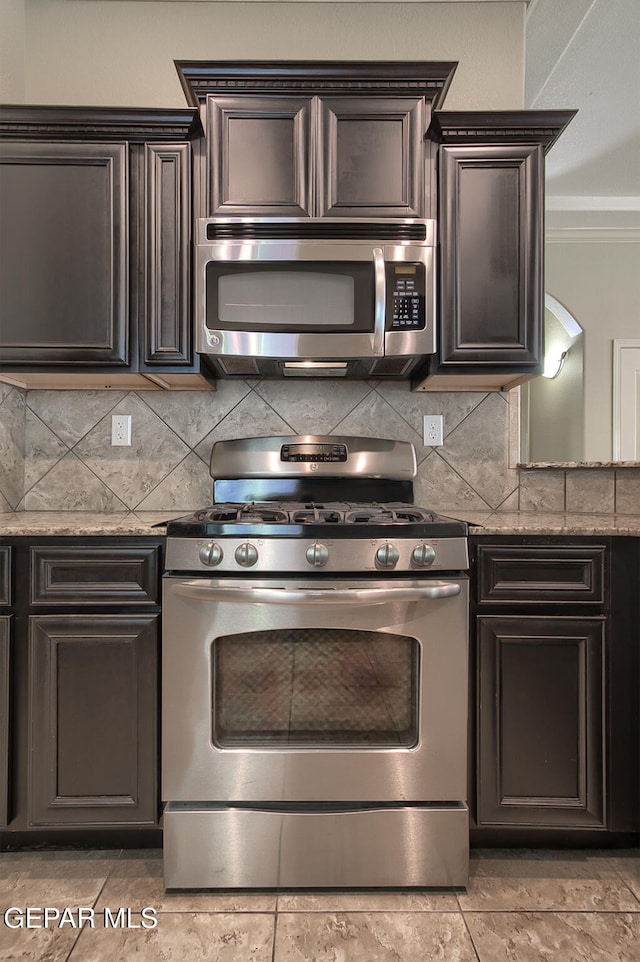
[0, 848, 638, 961]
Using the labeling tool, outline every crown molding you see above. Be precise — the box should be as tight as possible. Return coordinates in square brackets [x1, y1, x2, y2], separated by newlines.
[0, 105, 201, 142]
[175, 61, 458, 107]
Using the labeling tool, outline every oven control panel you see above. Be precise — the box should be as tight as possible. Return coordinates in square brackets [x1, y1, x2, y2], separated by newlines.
[280, 442, 347, 463]
[169, 536, 469, 574]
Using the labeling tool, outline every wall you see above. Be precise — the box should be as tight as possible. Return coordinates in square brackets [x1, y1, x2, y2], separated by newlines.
[16, 1, 526, 109]
[0, 0, 25, 101]
[526, 308, 584, 462]
[545, 239, 640, 461]
[2, 382, 519, 515]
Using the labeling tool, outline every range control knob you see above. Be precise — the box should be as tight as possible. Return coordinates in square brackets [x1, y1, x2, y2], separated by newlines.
[306, 542, 329, 567]
[375, 542, 400, 569]
[235, 542, 259, 567]
[199, 542, 223, 567]
[412, 543, 437, 568]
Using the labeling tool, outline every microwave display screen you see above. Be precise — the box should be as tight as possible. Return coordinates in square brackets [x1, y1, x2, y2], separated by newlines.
[206, 262, 374, 334]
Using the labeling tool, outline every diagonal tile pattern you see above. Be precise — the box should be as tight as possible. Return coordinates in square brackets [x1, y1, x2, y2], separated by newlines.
[254, 379, 373, 436]
[26, 390, 126, 448]
[0, 849, 638, 962]
[23, 407, 70, 493]
[0, 386, 26, 510]
[1, 381, 638, 514]
[23, 453, 129, 512]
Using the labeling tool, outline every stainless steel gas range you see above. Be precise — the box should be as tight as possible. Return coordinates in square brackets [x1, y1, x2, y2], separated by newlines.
[162, 435, 469, 889]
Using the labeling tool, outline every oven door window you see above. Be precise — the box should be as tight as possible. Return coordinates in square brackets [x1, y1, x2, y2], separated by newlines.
[212, 628, 419, 749]
[205, 262, 374, 333]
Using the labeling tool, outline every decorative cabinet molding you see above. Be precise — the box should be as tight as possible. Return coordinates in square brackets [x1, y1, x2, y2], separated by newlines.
[176, 60, 458, 103]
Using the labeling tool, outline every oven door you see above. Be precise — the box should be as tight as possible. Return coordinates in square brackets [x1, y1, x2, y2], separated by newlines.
[162, 576, 468, 804]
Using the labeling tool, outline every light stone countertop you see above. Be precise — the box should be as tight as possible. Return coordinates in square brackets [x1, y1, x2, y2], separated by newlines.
[0, 511, 178, 536]
[518, 462, 640, 469]
[1, 510, 640, 537]
[457, 511, 640, 536]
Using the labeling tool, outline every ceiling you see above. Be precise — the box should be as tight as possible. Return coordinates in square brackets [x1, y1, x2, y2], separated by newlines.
[525, 0, 640, 226]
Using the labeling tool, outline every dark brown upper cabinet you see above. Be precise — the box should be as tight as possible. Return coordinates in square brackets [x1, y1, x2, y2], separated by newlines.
[317, 96, 425, 217]
[0, 106, 213, 389]
[176, 61, 457, 219]
[206, 95, 313, 216]
[413, 110, 576, 392]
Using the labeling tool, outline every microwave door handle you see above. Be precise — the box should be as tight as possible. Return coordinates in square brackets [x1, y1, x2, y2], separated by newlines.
[372, 247, 386, 356]
[171, 581, 462, 605]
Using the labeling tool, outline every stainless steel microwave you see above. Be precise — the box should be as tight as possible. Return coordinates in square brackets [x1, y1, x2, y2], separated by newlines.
[195, 217, 436, 378]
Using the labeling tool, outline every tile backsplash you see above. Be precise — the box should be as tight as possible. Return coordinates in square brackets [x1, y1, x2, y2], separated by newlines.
[1, 380, 638, 515]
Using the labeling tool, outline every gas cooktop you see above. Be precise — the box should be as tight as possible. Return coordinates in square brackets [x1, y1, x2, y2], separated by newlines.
[164, 435, 469, 574]
[165, 501, 467, 540]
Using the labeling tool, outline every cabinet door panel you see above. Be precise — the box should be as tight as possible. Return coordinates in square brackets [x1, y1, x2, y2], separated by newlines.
[477, 615, 605, 828]
[439, 145, 543, 367]
[318, 97, 424, 217]
[142, 143, 193, 366]
[207, 96, 312, 216]
[477, 545, 606, 605]
[0, 617, 10, 827]
[0, 546, 10, 605]
[28, 614, 158, 826]
[30, 545, 160, 606]
[0, 142, 128, 366]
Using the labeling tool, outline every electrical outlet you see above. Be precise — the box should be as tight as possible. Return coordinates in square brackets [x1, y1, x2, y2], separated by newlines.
[111, 414, 132, 446]
[423, 414, 444, 447]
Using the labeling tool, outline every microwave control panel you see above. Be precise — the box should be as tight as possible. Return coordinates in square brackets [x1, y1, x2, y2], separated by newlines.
[387, 264, 425, 330]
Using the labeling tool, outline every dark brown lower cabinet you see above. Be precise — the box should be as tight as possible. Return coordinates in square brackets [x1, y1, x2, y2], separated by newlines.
[471, 536, 640, 844]
[0, 537, 163, 846]
[0, 617, 10, 827]
[28, 614, 158, 826]
[477, 615, 605, 828]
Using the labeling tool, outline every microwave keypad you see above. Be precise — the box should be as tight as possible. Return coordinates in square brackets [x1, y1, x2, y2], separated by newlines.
[391, 275, 423, 329]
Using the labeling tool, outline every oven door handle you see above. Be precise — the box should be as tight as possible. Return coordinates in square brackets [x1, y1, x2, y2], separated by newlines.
[170, 581, 462, 605]
[372, 246, 386, 356]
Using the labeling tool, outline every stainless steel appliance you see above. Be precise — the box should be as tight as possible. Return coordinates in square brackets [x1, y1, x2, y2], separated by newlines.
[162, 436, 469, 888]
[195, 218, 436, 378]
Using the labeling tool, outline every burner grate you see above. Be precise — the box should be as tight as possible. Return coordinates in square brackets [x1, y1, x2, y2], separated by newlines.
[190, 501, 437, 526]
